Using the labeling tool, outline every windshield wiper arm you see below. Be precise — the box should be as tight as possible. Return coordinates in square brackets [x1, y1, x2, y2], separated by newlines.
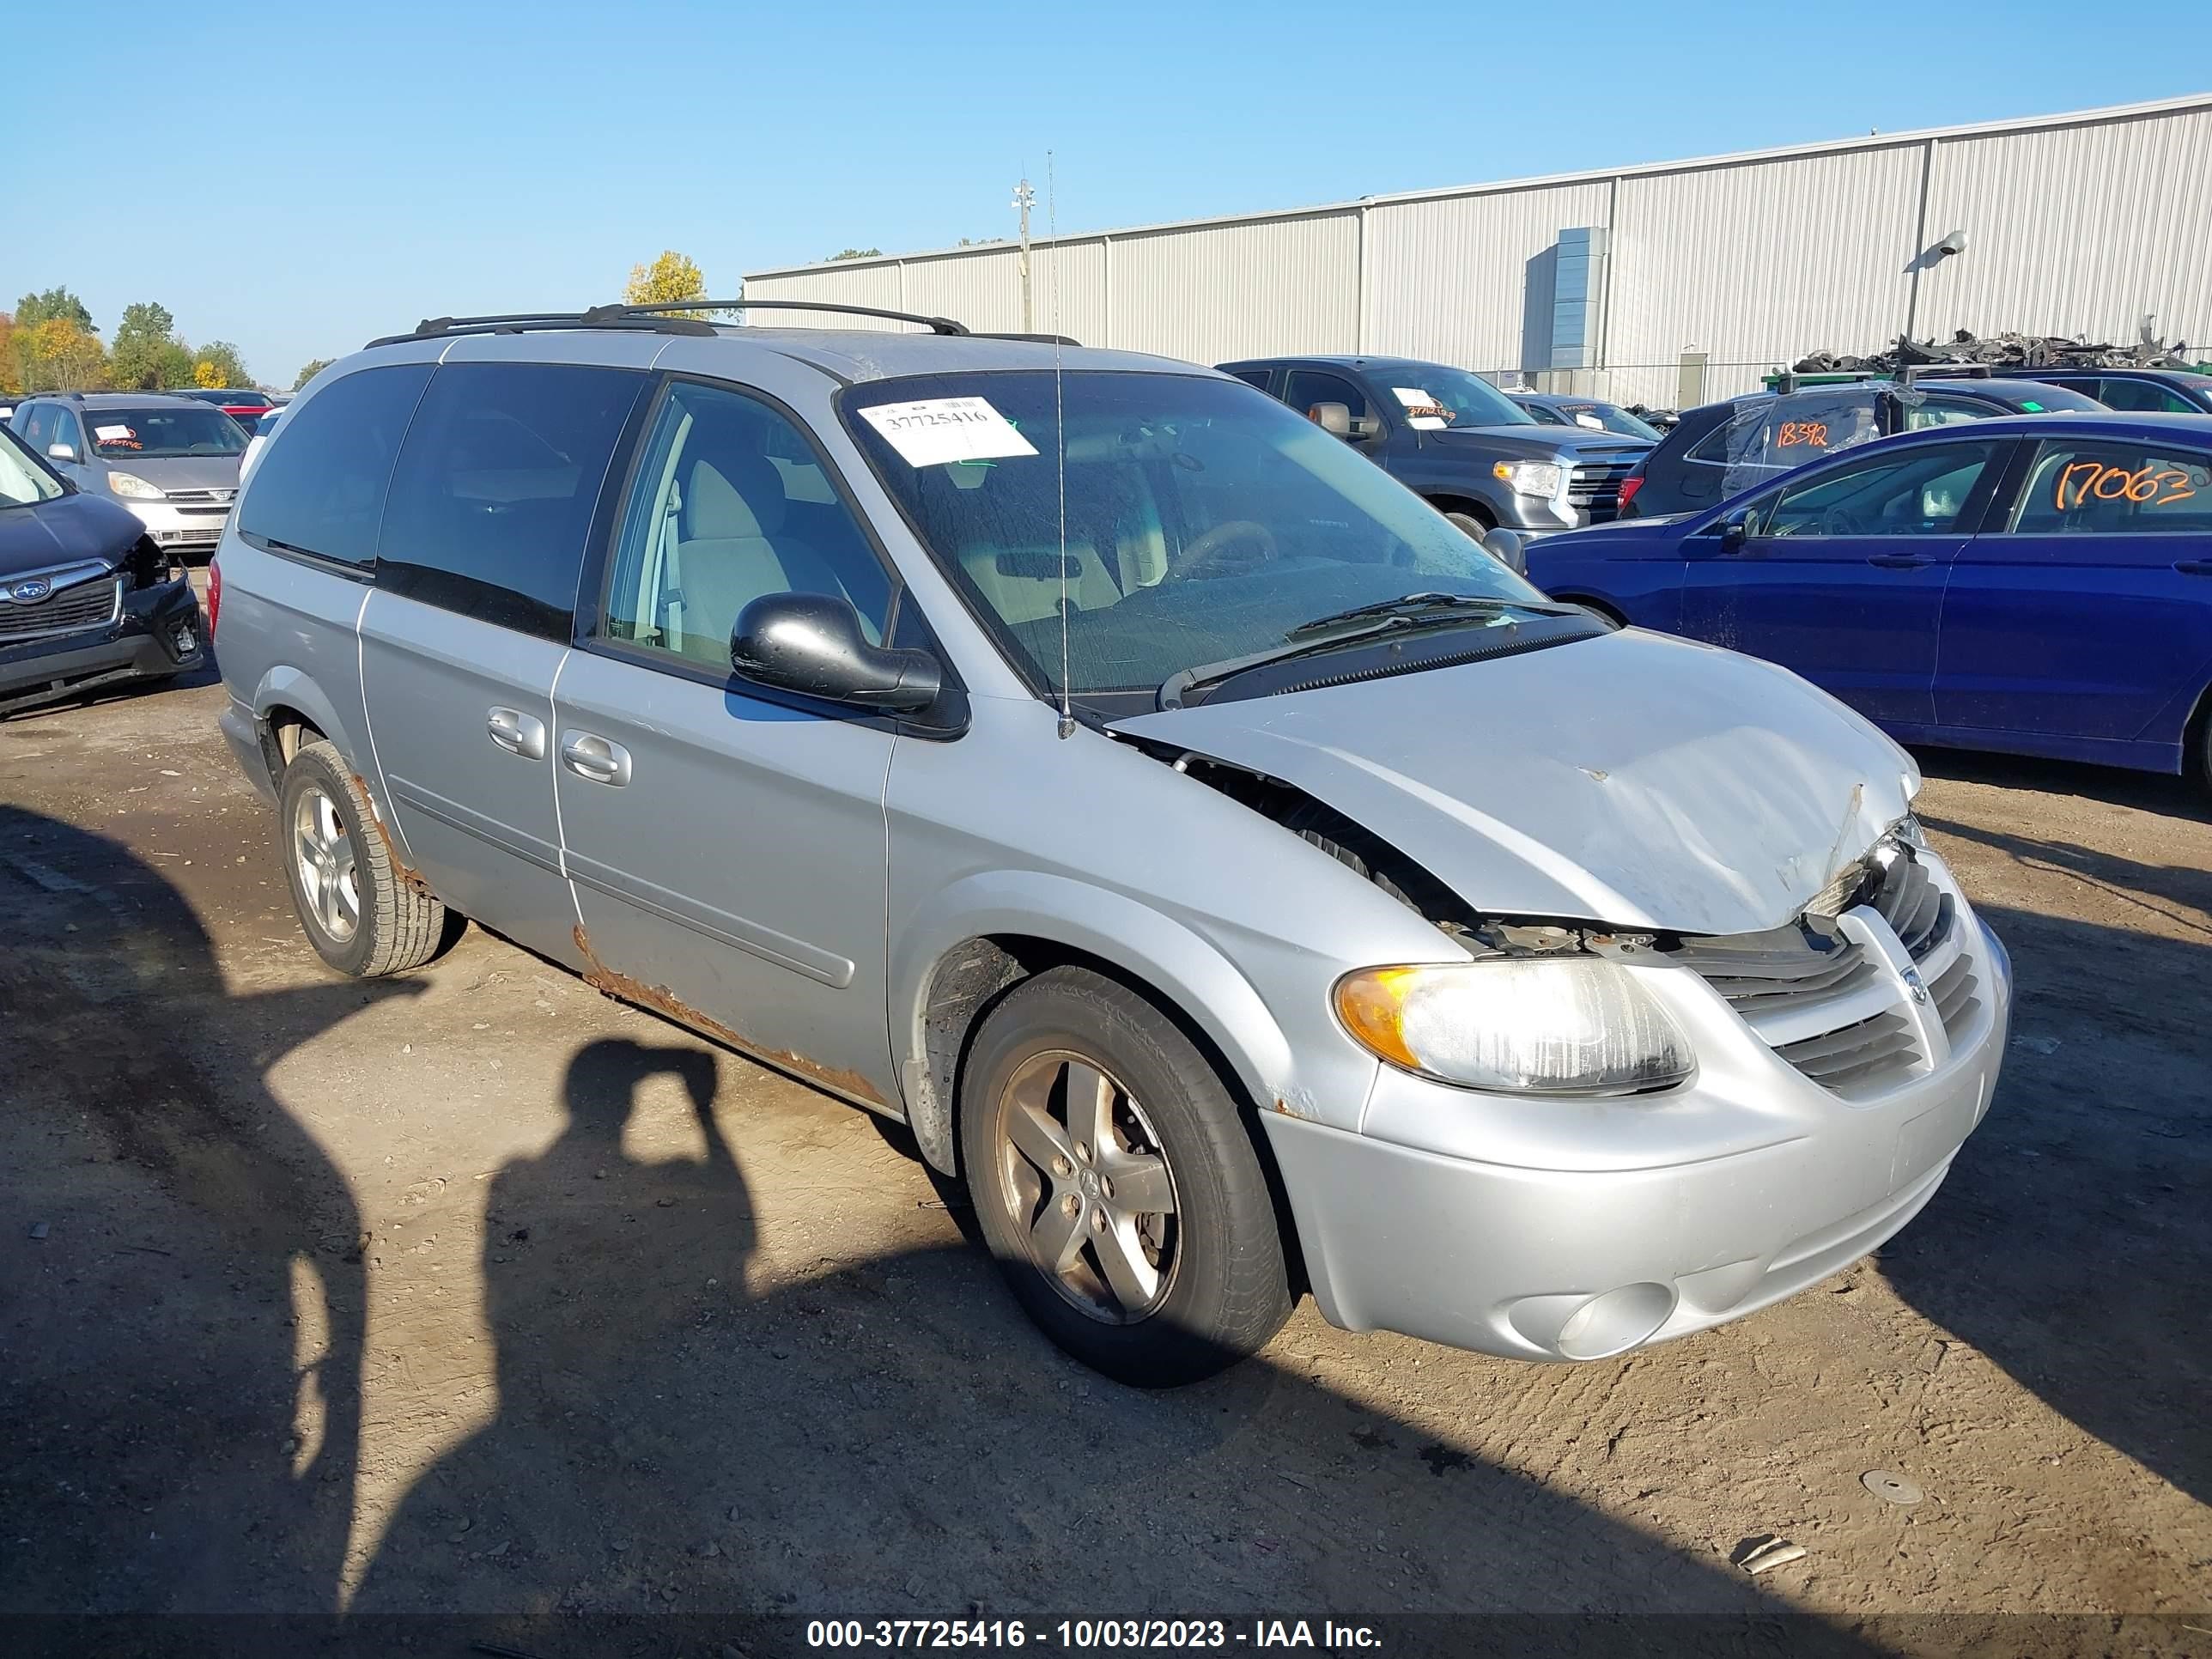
[1157, 610, 1491, 710]
[1287, 592, 1578, 638]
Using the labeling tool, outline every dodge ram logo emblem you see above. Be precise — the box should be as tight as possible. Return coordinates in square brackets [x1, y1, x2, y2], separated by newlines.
[1901, 966, 1929, 1006]
[6, 578, 52, 604]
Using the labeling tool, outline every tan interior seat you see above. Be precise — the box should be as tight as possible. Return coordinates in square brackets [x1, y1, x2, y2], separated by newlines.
[669, 453, 848, 663]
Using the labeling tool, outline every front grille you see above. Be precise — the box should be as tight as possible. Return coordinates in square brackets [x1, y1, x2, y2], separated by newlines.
[163, 487, 236, 505]
[1874, 852, 1951, 959]
[1568, 459, 1639, 520]
[0, 576, 121, 641]
[1776, 1010, 1920, 1092]
[1675, 845, 1985, 1103]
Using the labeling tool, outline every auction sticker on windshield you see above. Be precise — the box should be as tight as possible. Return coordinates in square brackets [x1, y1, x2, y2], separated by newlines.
[857, 397, 1040, 467]
[1391, 387, 1450, 429]
[93, 424, 137, 444]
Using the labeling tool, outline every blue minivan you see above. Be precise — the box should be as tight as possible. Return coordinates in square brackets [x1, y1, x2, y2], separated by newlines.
[1525, 413, 2212, 784]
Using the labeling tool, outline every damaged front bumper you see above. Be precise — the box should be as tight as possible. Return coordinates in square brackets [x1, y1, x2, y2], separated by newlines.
[0, 569, 204, 716]
[1263, 860, 2011, 1362]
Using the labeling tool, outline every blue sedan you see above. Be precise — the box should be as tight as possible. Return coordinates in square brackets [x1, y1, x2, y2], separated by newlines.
[1523, 413, 2212, 782]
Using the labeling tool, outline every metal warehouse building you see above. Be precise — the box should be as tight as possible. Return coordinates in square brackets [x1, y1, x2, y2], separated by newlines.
[744, 94, 2212, 410]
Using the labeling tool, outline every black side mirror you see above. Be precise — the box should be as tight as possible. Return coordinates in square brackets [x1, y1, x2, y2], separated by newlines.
[1480, 527, 1527, 574]
[1716, 509, 1752, 551]
[1308, 401, 1354, 439]
[731, 592, 943, 714]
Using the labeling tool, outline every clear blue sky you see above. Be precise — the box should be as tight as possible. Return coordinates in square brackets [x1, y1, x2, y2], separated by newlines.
[6, 0, 2208, 387]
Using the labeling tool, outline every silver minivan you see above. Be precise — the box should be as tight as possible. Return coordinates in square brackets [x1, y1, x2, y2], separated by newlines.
[213, 305, 2010, 1385]
[11, 391, 246, 559]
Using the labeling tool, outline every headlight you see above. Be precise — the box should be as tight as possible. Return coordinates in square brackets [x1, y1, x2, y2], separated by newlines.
[107, 471, 166, 500]
[1334, 958, 1692, 1095]
[1492, 459, 1564, 500]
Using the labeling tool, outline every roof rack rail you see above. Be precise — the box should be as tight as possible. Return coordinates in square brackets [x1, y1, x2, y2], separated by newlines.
[364, 310, 718, 349]
[593, 298, 971, 336]
[975, 331, 1082, 346]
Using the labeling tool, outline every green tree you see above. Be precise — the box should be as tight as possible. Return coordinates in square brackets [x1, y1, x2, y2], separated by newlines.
[0, 313, 18, 397]
[826, 246, 881, 261]
[154, 341, 195, 388]
[623, 250, 708, 317]
[110, 301, 180, 391]
[14, 287, 95, 332]
[293, 357, 335, 390]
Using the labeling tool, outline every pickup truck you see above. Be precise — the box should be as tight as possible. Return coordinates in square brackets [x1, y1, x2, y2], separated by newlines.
[1218, 355, 1651, 540]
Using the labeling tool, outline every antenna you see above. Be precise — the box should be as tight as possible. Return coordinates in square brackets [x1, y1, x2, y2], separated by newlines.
[1049, 150, 1074, 740]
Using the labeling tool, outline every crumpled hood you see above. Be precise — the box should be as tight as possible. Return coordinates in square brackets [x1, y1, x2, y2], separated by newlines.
[1115, 628, 1918, 938]
[0, 491, 143, 579]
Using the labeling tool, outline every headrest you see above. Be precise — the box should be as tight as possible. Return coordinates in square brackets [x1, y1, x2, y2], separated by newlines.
[683, 451, 787, 540]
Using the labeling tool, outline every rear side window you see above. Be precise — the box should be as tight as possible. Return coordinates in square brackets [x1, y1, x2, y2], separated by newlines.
[238, 365, 432, 567]
[2008, 440, 2212, 535]
[2094, 378, 2199, 416]
[376, 362, 649, 639]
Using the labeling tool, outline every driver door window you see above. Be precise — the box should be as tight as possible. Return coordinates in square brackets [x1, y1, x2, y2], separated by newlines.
[1280, 370, 1368, 423]
[601, 380, 894, 671]
[1759, 443, 1998, 538]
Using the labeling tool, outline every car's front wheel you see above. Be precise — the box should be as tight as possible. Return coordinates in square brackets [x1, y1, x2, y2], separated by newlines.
[959, 966, 1293, 1386]
[276, 737, 448, 977]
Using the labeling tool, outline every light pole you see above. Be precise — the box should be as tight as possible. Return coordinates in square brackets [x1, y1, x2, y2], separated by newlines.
[1012, 176, 1036, 333]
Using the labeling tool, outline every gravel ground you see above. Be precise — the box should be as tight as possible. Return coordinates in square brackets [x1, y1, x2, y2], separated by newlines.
[1, 657, 2207, 1655]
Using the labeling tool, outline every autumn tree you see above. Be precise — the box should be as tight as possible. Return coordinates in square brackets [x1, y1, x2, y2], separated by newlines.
[15, 317, 108, 392]
[294, 358, 334, 390]
[0, 313, 17, 397]
[190, 340, 252, 388]
[624, 250, 708, 318]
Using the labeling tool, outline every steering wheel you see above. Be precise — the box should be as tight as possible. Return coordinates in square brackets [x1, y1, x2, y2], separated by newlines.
[1176, 519, 1279, 579]
[1818, 507, 1869, 537]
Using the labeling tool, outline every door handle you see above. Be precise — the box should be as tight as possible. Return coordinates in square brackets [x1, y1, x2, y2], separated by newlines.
[2175, 559, 2212, 577]
[1865, 553, 1936, 569]
[560, 731, 632, 787]
[486, 706, 546, 760]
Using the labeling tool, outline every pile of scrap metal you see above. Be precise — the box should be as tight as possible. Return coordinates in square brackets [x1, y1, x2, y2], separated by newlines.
[1794, 326, 2197, 376]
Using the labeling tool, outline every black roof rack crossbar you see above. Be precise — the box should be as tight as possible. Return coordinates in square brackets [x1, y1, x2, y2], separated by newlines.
[364, 311, 718, 349]
[592, 298, 970, 336]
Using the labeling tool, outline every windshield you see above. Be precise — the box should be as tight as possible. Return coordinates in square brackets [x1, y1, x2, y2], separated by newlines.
[843, 370, 1551, 701]
[1379, 364, 1534, 429]
[1547, 400, 1662, 441]
[87, 406, 247, 459]
[0, 424, 67, 507]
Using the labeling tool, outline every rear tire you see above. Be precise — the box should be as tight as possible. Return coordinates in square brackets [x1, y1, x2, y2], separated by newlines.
[959, 966, 1292, 1387]
[276, 738, 448, 977]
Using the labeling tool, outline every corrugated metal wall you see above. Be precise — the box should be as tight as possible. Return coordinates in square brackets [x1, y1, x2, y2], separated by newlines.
[746, 97, 2212, 409]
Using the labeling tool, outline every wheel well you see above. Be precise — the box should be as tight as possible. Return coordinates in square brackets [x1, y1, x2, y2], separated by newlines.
[913, 933, 1308, 1291]
[1424, 494, 1494, 528]
[259, 704, 325, 780]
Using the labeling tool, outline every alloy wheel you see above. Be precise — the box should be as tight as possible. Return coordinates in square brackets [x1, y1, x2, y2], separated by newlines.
[995, 1050, 1181, 1323]
[292, 784, 361, 944]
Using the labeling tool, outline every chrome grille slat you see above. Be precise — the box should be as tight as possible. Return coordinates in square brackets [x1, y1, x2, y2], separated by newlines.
[1874, 853, 1951, 959]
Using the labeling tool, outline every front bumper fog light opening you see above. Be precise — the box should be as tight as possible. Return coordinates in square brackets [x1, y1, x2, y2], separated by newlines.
[1555, 1282, 1676, 1360]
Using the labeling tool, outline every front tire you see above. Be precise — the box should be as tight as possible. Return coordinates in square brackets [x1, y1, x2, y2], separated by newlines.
[1443, 508, 1494, 539]
[276, 738, 448, 977]
[959, 966, 1293, 1386]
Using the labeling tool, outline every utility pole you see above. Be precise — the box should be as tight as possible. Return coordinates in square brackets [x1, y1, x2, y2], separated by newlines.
[1012, 175, 1035, 333]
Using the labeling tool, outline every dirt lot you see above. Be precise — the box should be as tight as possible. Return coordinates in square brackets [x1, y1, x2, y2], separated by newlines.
[2, 652, 2208, 1654]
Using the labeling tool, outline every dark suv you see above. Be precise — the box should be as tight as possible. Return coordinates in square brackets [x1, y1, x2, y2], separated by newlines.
[1620, 374, 2106, 519]
[1218, 356, 1651, 538]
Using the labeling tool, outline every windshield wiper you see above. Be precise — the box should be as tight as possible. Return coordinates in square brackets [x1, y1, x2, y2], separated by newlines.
[1287, 592, 1578, 637]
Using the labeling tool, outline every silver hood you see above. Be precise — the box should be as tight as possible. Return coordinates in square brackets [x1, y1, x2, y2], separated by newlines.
[1115, 628, 1918, 938]
[97, 455, 241, 492]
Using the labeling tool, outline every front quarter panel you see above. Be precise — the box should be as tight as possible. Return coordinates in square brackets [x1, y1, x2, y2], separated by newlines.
[885, 695, 1471, 1171]
[1526, 525, 1687, 632]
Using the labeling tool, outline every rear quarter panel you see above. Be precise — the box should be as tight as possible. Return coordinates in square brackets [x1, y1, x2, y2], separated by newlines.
[215, 537, 376, 785]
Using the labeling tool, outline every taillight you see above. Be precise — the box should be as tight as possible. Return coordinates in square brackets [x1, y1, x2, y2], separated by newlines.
[206, 554, 222, 640]
[1617, 475, 1644, 513]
